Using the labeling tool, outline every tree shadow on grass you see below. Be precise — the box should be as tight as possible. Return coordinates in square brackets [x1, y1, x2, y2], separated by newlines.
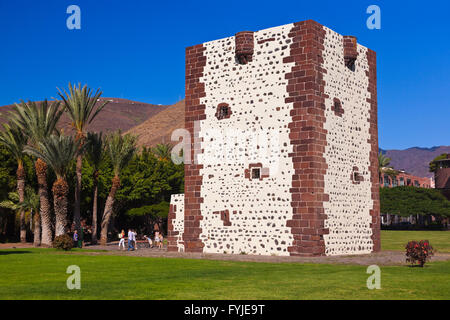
[0, 250, 32, 255]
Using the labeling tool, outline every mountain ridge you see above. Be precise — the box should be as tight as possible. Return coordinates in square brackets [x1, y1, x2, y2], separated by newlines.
[1, 98, 447, 179]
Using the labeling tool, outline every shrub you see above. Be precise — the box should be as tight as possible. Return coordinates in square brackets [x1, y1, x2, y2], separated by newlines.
[405, 240, 434, 267]
[53, 234, 73, 251]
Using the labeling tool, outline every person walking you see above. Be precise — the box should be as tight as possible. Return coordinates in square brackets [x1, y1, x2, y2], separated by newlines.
[73, 230, 78, 248]
[127, 229, 134, 251]
[118, 229, 125, 250]
[132, 229, 138, 250]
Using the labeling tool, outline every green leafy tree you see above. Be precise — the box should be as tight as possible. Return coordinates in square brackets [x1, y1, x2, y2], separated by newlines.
[58, 83, 109, 233]
[380, 186, 450, 218]
[84, 132, 105, 244]
[429, 153, 449, 173]
[126, 201, 169, 235]
[9, 100, 63, 246]
[0, 123, 27, 242]
[25, 135, 79, 236]
[0, 187, 40, 245]
[100, 132, 137, 244]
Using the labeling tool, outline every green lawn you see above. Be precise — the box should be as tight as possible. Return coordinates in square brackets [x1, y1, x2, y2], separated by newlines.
[381, 230, 450, 253]
[1, 231, 449, 300]
[0, 247, 449, 300]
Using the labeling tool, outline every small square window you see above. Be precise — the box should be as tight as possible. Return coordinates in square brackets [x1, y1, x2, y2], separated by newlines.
[219, 106, 229, 118]
[251, 168, 260, 179]
[215, 103, 231, 120]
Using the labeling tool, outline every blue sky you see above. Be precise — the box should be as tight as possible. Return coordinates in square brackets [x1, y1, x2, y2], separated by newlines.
[0, 0, 448, 150]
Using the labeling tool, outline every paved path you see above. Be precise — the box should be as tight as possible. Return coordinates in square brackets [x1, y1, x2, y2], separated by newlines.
[86, 244, 450, 266]
[3, 242, 450, 266]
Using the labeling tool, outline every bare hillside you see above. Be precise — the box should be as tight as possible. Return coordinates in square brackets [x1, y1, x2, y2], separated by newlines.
[126, 100, 184, 147]
[0, 97, 169, 133]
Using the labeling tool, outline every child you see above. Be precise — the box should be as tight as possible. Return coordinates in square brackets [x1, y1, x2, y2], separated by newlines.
[144, 235, 153, 248]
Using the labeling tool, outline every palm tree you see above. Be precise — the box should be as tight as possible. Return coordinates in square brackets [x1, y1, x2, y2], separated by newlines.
[85, 132, 105, 244]
[57, 83, 109, 233]
[378, 152, 398, 184]
[0, 187, 40, 246]
[0, 123, 27, 243]
[9, 100, 63, 246]
[100, 132, 137, 245]
[25, 135, 79, 237]
[378, 152, 391, 172]
[152, 143, 173, 162]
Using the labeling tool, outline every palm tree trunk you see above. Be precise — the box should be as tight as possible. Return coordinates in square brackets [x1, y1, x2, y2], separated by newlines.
[100, 176, 120, 245]
[36, 159, 52, 246]
[33, 210, 41, 247]
[91, 172, 99, 245]
[74, 153, 82, 232]
[17, 164, 26, 243]
[53, 178, 69, 236]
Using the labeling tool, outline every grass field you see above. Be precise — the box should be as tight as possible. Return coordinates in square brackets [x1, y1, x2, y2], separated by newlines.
[0, 231, 449, 300]
[381, 230, 450, 253]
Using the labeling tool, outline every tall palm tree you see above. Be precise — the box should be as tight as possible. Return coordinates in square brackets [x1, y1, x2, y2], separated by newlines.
[152, 143, 173, 162]
[57, 83, 109, 233]
[0, 123, 27, 242]
[100, 133, 137, 245]
[25, 135, 79, 237]
[9, 100, 63, 246]
[0, 187, 40, 246]
[85, 132, 105, 244]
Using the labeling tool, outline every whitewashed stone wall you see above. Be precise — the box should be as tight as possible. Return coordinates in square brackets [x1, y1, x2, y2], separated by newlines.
[321, 27, 374, 255]
[196, 24, 297, 255]
[169, 194, 185, 252]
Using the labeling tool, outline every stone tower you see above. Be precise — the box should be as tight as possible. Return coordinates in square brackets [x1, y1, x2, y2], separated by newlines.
[168, 20, 380, 256]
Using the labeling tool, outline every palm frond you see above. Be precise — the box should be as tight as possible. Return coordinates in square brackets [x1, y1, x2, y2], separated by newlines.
[9, 100, 63, 149]
[24, 134, 79, 179]
[57, 83, 109, 133]
[105, 132, 137, 176]
[0, 200, 17, 211]
[152, 143, 173, 161]
[378, 152, 392, 169]
[0, 122, 26, 164]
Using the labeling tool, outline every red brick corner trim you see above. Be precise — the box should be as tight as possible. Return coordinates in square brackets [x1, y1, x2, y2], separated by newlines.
[285, 20, 329, 256]
[366, 48, 381, 252]
[183, 43, 207, 253]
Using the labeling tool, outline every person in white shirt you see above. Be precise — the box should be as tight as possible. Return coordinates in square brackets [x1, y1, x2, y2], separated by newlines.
[127, 229, 134, 251]
[118, 230, 125, 250]
[133, 229, 138, 250]
[154, 231, 160, 248]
